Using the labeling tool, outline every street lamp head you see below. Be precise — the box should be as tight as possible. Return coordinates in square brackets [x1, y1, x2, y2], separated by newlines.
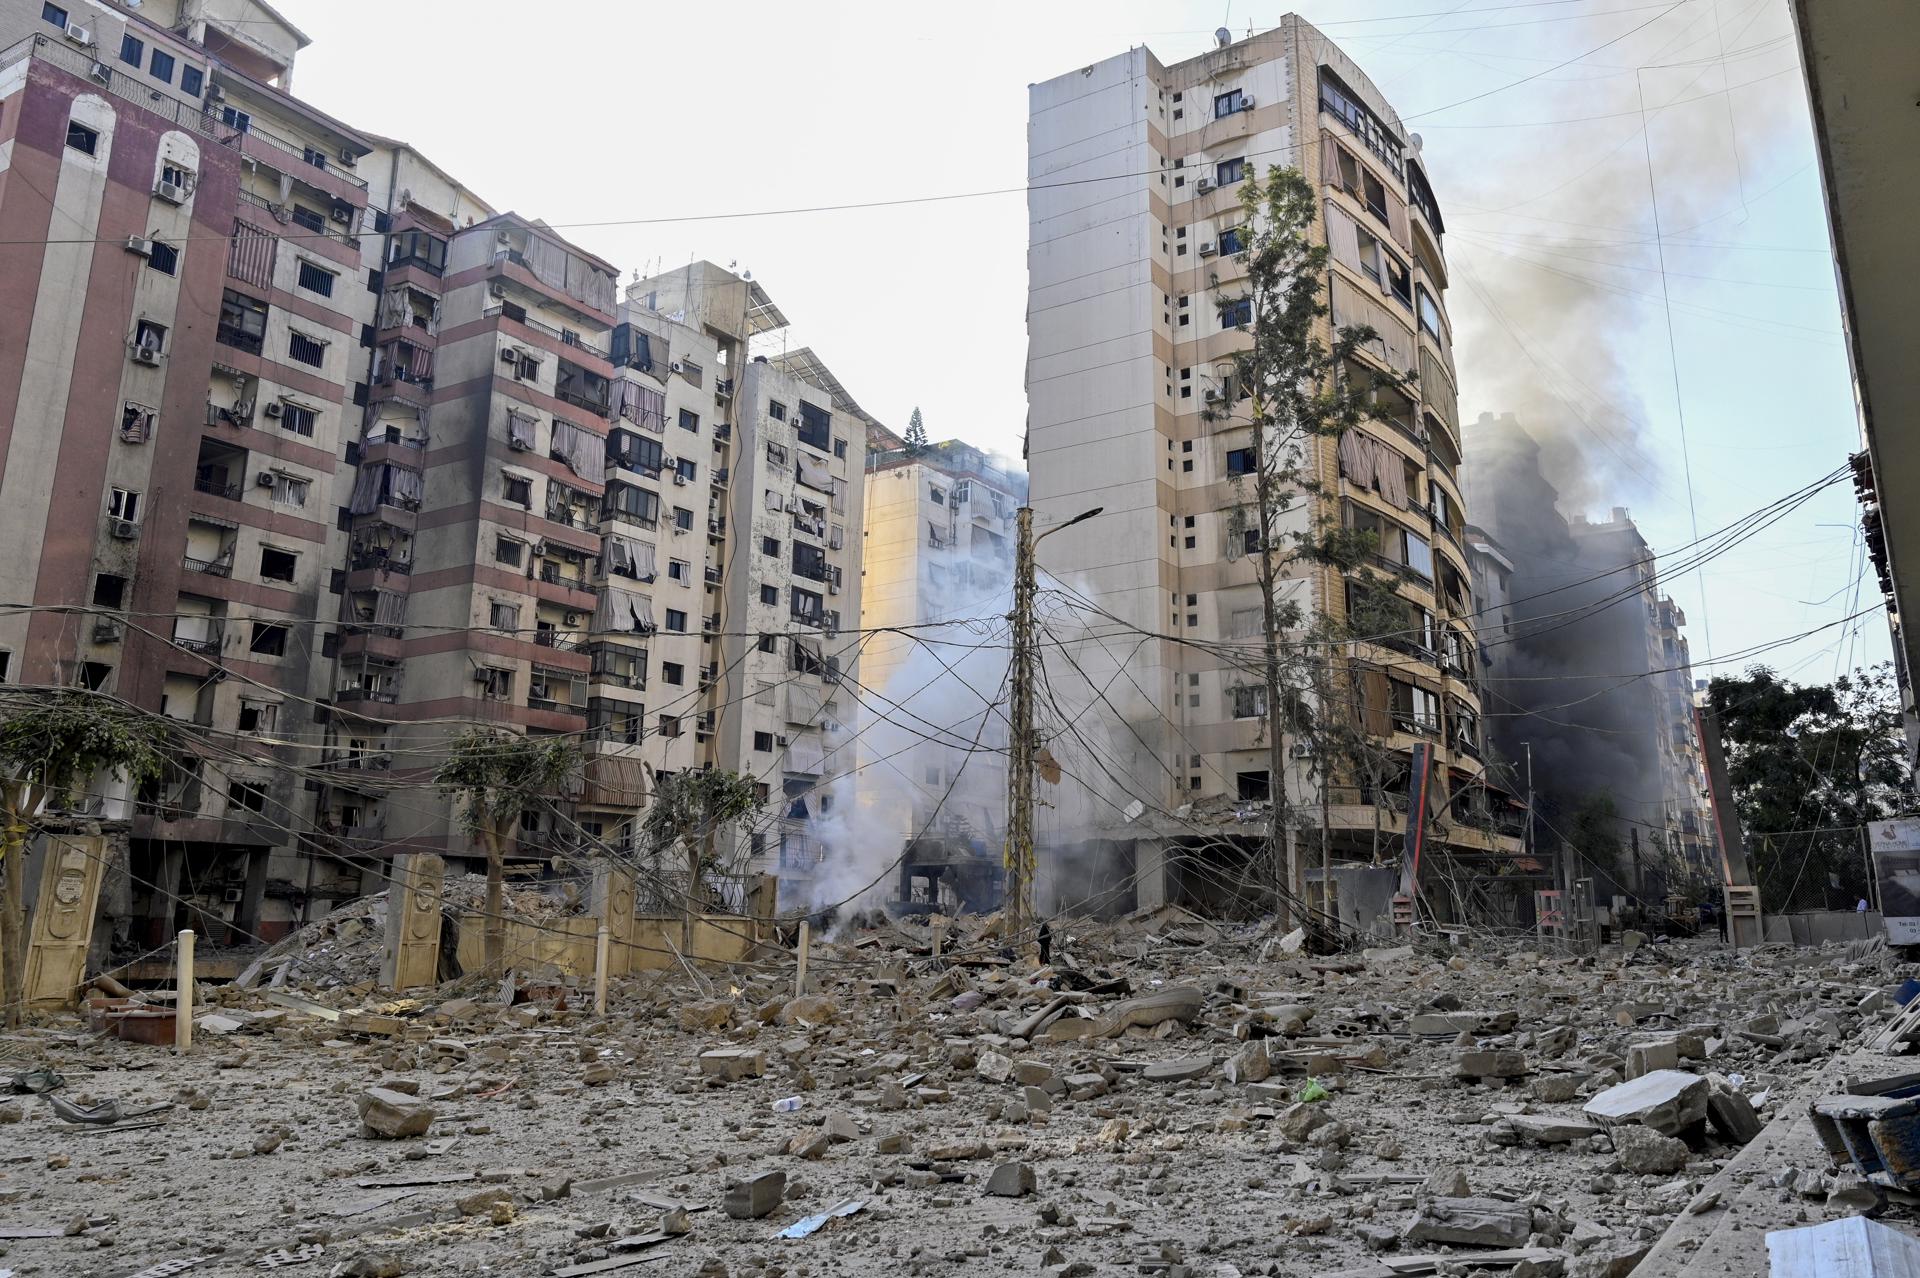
[1035, 506, 1103, 544]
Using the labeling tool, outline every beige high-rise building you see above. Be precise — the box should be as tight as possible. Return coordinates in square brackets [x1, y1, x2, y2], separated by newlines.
[1026, 17, 1520, 923]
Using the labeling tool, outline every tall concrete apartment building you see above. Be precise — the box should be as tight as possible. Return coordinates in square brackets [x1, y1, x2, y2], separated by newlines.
[0, 0, 871, 950]
[1025, 18, 1517, 920]
[858, 434, 1025, 879]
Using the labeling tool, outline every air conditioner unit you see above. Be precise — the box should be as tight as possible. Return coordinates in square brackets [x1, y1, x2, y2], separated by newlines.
[670, 361, 684, 373]
[472, 668, 494, 683]
[64, 24, 94, 45]
[88, 60, 110, 84]
[154, 181, 186, 205]
[1240, 95, 1255, 110]
[256, 472, 278, 487]
[508, 436, 529, 452]
[776, 735, 789, 747]
[109, 519, 138, 540]
[93, 619, 122, 642]
[672, 472, 687, 486]
[263, 401, 284, 418]
[489, 281, 507, 298]
[130, 347, 160, 366]
[1198, 242, 1217, 257]
[495, 229, 513, 246]
[529, 540, 547, 556]
[337, 146, 356, 163]
[671, 526, 687, 536]
[499, 349, 518, 364]
[328, 204, 351, 224]
[222, 886, 245, 903]
[124, 236, 153, 257]
[1196, 178, 1215, 194]
[564, 611, 583, 626]
[1203, 388, 1221, 403]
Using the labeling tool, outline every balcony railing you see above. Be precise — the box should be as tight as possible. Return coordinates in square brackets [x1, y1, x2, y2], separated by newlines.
[534, 631, 581, 651]
[193, 477, 242, 501]
[206, 403, 251, 429]
[3, 36, 225, 142]
[350, 551, 411, 574]
[173, 626, 224, 654]
[183, 553, 233, 577]
[234, 120, 370, 192]
[215, 325, 264, 356]
[337, 686, 399, 704]
[485, 304, 609, 360]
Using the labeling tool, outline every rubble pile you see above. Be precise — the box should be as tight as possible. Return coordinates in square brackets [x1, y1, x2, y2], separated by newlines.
[0, 907, 1911, 1277]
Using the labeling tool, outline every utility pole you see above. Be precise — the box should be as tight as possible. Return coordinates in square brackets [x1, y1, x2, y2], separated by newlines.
[1007, 505, 1100, 958]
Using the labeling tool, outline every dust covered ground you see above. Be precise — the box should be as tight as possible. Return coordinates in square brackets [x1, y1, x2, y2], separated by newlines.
[0, 909, 1908, 1278]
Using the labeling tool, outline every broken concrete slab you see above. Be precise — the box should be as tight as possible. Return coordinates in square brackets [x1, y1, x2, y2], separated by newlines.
[1143, 1058, 1213, 1083]
[1510, 1114, 1602, 1145]
[983, 1162, 1036, 1197]
[1582, 1069, 1708, 1137]
[1456, 1049, 1527, 1080]
[1625, 1040, 1680, 1079]
[1707, 1088, 1763, 1145]
[1612, 1124, 1691, 1175]
[354, 1088, 436, 1140]
[1404, 1195, 1532, 1248]
[723, 1171, 786, 1219]
[698, 1049, 766, 1081]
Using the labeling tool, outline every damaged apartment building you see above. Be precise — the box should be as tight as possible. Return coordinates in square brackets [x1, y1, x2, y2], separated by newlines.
[1023, 17, 1523, 929]
[0, 0, 868, 961]
[1465, 412, 1717, 915]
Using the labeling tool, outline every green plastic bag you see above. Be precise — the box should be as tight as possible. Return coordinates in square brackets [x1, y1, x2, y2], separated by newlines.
[1295, 1077, 1329, 1103]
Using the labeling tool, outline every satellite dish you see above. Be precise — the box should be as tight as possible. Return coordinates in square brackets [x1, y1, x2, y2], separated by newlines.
[1122, 798, 1146, 823]
[1410, 132, 1425, 152]
[1215, 26, 1232, 47]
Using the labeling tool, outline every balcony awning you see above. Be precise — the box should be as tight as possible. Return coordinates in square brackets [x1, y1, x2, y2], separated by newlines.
[584, 754, 648, 807]
[785, 733, 826, 776]
[796, 455, 832, 492]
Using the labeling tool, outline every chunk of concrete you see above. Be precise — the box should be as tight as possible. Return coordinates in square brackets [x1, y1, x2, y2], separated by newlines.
[1706, 1088, 1762, 1145]
[723, 1171, 786, 1219]
[975, 1050, 1014, 1084]
[1404, 1195, 1532, 1248]
[355, 1088, 436, 1140]
[1011, 1060, 1054, 1087]
[1143, 1058, 1213, 1083]
[1582, 1069, 1708, 1137]
[1510, 1114, 1602, 1145]
[1613, 1124, 1690, 1175]
[699, 1048, 766, 1081]
[1223, 1042, 1271, 1085]
[983, 1162, 1036, 1198]
[1625, 1040, 1680, 1079]
[1456, 1049, 1527, 1080]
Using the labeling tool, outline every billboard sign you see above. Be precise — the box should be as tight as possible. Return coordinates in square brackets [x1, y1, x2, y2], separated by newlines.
[1870, 819, 1920, 945]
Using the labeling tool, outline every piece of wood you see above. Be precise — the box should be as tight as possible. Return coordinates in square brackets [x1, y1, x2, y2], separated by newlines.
[795, 921, 810, 997]
[552, 1251, 671, 1276]
[594, 923, 610, 1017]
[24, 834, 109, 1008]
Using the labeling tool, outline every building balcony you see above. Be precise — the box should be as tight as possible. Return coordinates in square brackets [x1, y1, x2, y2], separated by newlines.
[183, 552, 234, 577]
[215, 325, 264, 357]
[485, 303, 609, 361]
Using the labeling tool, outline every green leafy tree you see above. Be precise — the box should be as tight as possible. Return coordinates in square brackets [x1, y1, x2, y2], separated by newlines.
[640, 768, 761, 950]
[435, 729, 581, 976]
[1707, 663, 1911, 912]
[0, 691, 171, 1026]
[904, 406, 928, 454]
[1212, 164, 1409, 927]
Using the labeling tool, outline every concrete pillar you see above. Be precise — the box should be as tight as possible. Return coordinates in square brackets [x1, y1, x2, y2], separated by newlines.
[1134, 839, 1167, 913]
[24, 833, 108, 1007]
[591, 861, 636, 977]
[145, 847, 183, 948]
[381, 854, 445, 990]
[233, 847, 269, 942]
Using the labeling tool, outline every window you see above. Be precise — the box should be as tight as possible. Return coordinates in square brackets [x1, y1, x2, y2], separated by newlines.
[387, 230, 448, 274]
[180, 67, 202, 97]
[220, 105, 252, 134]
[301, 145, 327, 172]
[108, 488, 140, 522]
[678, 409, 699, 432]
[667, 559, 690, 584]
[767, 442, 789, 466]
[833, 438, 847, 460]
[92, 574, 126, 608]
[657, 714, 684, 739]
[227, 780, 267, 815]
[1217, 227, 1245, 257]
[42, 2, 67, 28]
[258, 547, 297, 582]
[269, 474, 309, 507]
[665, 608, 687, 633]
[66, 121, 97, 155]
[929, 486, 946, 507]
[1416, 285, 1443, 341]
[758, 634, 778, 654]
[754, 731, 774, 753]
[1226, 448, 1254, 476]
[796, 402, 831, 451]
[288, 331, 325, 368]
[1384, 253, 1412, 307]
[495, 537, 523, 567]
[120, 402, 155, 444]
[1404, 530, 1434, 579]
[1215, 157, 1245, 187]
[761, 536, 780, 557]
[148, 49, 174, 84]
[119, 33, 143, 66]
[236, 700, 277, 735]
[1236, 770, 1270, 801]
[672, 507, 693, 532]
[217, 290, 266, 354]
[161, 163, 191, 190]
[489, 601, 519, 631]
[140, 240, 179, 275]
[1214, 89, 1244, 117]
[1221, 298, 1252, 329]
[297, 261, 336, 296]
[663, 662, 684, 685]
[760, 585, 778, 606]
[504, 475, 533, 508]
[1355, 225, 1384, 285]
[675, 457, 697, 481]
[1392, 680, 1440, 733]
[279, 402, 316, 437]
[1231, 685, 1268, 720]
[768, 400, 787, 422]
[289, 206, 326, 234]
[249, 623, 288, 656]
[478, 667, 512, 701]
[509, 350, 539, 381]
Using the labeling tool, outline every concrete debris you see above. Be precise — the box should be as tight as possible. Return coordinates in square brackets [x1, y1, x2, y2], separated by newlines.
[1582, 1069, 1709, 1136]
[0, 899, 1900, 1275]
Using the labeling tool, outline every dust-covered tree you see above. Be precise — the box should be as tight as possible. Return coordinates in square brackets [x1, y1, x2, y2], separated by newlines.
[0, 690, 172, 1025]
[640, 768, 761, 950]
[436, 729, 581, 976]
[1210, 164, 1410, 928]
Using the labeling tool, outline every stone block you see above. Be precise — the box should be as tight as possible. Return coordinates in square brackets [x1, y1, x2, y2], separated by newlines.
[699, 1049, 766, 1081]
[1625, 1040, 1680, 1079]
[355, 1088, 435, 1140]
[1404, 1195, 1532, 1248]
[983, 1162, 1036, 1197]
[1613, 1124, 1690, 1174]
[1510, 1114, 1601, 1145]
[1532, 1074, 1584, 1103]
[1223, 1041, 1271, 1085]
[1456, 1048, 1527, 1079]
[1706, 1089, 1762, 1145]
[723, 1171, 786, 1219]
[1012, 1060, 1054, 1087]
[1582, 1069, 1708, 1137]
[976, 1050, 1014, 1083]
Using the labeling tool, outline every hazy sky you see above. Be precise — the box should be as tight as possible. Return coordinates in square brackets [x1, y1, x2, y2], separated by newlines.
[286, 0, 1880, 684]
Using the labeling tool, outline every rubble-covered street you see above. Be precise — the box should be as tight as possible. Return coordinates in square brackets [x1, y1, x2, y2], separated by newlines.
[0, 908, 1910, 1278]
